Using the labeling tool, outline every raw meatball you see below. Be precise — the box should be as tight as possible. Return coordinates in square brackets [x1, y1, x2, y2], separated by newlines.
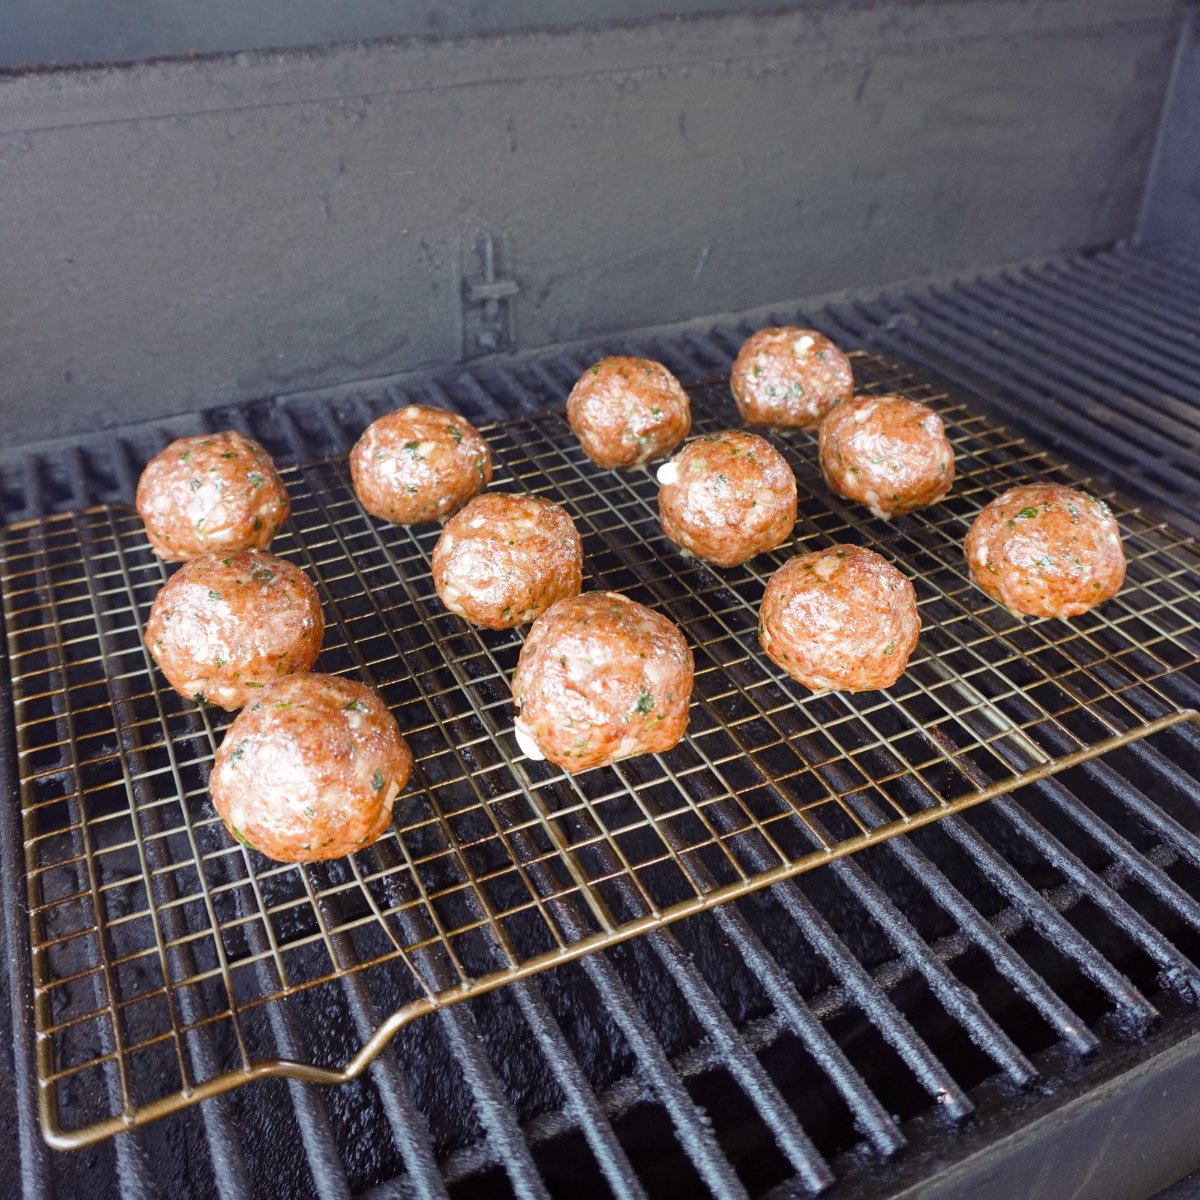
[657, 430, 797, 567]
[759, 545, 920, 692]
[819, 393, 955, 518]
[567, 356, 691, 468]
[350, 404, 492, 524]
[964, 484, 1125, 618]
[209, 673, 412, 863]
[730, 328, 853, 429]
[431, 492, 583, 629]
[145, 549, 324, 711]
[136, 430, 290, 562]
[512, 592, 693, 772]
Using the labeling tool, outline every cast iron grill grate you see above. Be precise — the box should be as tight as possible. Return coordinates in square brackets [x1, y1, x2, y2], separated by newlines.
[4, 351, 1199, 1149]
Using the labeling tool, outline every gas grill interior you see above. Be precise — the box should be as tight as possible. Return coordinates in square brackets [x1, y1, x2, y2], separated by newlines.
[3, 2, 1200, 1199]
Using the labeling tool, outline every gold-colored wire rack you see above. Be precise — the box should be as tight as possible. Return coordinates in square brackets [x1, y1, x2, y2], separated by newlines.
[5, 353, 1199, 1148]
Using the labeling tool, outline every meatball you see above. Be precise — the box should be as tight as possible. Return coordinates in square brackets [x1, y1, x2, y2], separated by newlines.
[512, 592, 693, 772]
[567, 356, 691, 469]
[657, 430, 797, 567]
[819, 393, 955, 519]
[431, 493, 583, 629]
[136, 430, 290, 562]
[350, 404, 492, 525]
[964, 484, 1125, 618]
[730, 328, 853, 429]
[209, 673, 412, 862]
[145, 549, 324, 711]
[759, 545, 920, 692]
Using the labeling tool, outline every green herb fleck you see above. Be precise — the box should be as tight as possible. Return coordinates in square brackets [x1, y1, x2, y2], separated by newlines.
[303, 805, 316, 819]
[446, 424, 463, 443]
[1015, 506, 1039, 520]
[591, 364, 601, 375]
[230, 826, 255, 850]
[244, 681, 264, 689]
[253, 517, 263, 532]
[986, 562, 998, 575]
[221, 557, 233, 567]
[753, 365, 762, 377]
[248, 471, 265, 489]
[192, 692, 208, 707]
[230, 741, 247, 765]
[883, 644, 894, 656]
[371, 768, 386, 791]
[1067, 503, 1080, 524]
[345, 699, 369, 712]
[635, 689, 654, 715]
[275, 700, 293, 710]
[208, 589, 222, 601]
[180, 450, 192, 462]
[220, 451, 237, 459]
[190, 478, 202, 491]
[251, 566, 273, 584]
[474, 456, 486, 481]
[650, 406, 663, 419]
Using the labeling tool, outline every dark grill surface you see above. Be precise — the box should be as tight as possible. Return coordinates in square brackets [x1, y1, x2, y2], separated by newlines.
[2, 243, 1200, 1200]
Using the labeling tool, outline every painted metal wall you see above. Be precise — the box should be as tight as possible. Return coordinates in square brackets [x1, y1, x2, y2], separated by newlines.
[0, 0, 1185, 443]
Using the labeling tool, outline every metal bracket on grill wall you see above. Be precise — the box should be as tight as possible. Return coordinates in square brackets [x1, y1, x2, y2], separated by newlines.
[462, 232, 520, 359]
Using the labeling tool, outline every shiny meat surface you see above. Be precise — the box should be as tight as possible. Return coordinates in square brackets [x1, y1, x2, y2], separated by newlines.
[964, 484, 1126, 617]
[657, 430, 797, 566]
[209, 673, 412, 862]
[350, 404, 492, 524]
[512, 592, 693, 772]
[819, 393, 955, 518]
[759, 545, 920, 692]
[567, 356, 691, 468]
[136, 430, 290, 562]
[730, 328, 853, 429]
[431, 492, 583, 629]
[145, 549, 324, 711]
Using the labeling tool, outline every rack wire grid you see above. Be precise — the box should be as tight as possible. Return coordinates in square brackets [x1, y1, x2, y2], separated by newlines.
[5, 352, 1199, 1148]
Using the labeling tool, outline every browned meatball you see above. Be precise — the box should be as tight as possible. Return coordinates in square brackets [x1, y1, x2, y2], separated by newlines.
[145, 549, 324, 711]
[819, 393, 955, 518]
[964, 484, 1125, 618]
[567, 356, 691, 469]
[512, 592, 693, 772]
[136, 431, 290, 562]
[730, 328, 853, 429]
[657, 430, 796, 567]
[350, 404, 492, 524]
[431, 493, 583, 629]
[759, 545, 920, 692]
[209, 673, 412, 862]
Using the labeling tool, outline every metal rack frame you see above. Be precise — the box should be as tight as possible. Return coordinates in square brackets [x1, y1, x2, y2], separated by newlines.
[4, 352, 1198, 1151]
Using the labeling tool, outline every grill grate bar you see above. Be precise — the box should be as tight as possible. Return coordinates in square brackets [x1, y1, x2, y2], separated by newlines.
[927, 279, 1200, 447]
[511, 979, 651, 1200]
[960, 275, 1200, 434]
[1061, 256, 1200, 341]
[769, 877, 974, 1120]
[1031, 774, 1200, 940]
[993, 263, 1200, 382]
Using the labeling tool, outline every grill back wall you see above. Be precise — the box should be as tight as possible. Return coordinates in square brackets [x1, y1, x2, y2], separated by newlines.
[0, 0, 1183, 445]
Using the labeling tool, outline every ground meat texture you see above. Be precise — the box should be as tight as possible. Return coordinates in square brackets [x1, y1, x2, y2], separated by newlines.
[759, 545, 920, 692]
[350, 404, 492, 524]
[730, 328, 854, 429]
[209, 673, 412, 863]
[136, 431, 290, 562]
[656, 430, 797, 567]
[145, 549, 324, 711]
[819, 393, 955, 518]
[431, 493, 583, 629]
[964, 484, 1125, 618]
[512, 592, 693, 772]
[567, 357, 691, 469]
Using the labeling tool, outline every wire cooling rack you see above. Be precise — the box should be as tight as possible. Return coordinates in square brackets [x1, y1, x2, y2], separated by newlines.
[5, 354, 1199, 1147]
